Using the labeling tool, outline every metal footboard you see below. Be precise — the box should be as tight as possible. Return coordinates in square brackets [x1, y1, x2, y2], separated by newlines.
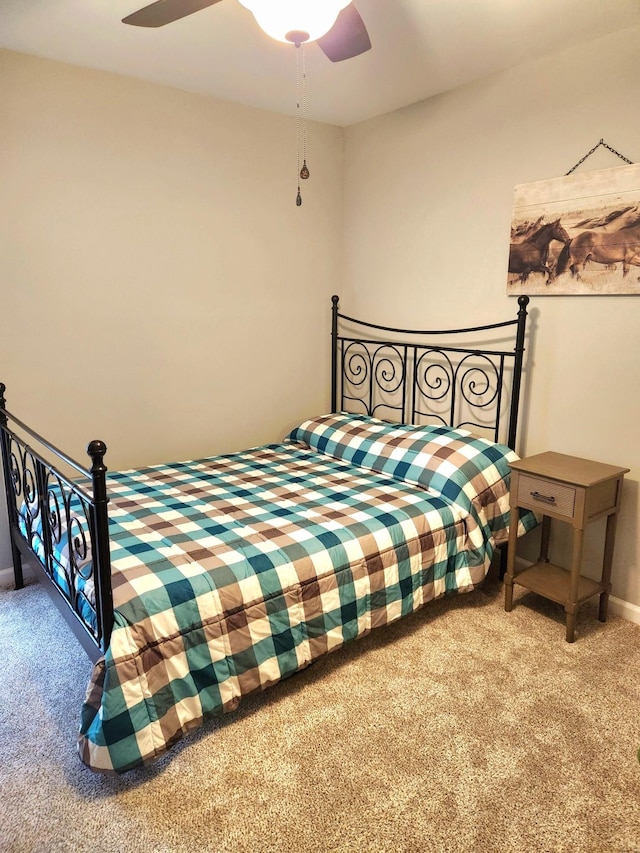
[0, 386, 112, 661]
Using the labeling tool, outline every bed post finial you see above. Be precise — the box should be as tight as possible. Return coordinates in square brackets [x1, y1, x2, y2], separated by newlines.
[88, 439, 107, 460]
[87, 439, 113, 653]
[331, 295, 340, 412]
[0, 383, 6, 412]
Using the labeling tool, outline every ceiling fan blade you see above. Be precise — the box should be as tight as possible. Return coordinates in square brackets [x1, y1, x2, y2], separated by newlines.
[122, 0, 223, 28]
[316, 3, 371, 62]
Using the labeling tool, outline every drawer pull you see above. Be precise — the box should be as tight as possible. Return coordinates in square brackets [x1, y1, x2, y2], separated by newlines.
[530, 490, 556, 505]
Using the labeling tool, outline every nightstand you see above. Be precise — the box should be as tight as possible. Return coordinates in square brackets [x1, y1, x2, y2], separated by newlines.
[504, 451, 628, 642]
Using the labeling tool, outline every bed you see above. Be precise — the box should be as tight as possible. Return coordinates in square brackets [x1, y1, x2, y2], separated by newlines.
[0, 295, 535, 774]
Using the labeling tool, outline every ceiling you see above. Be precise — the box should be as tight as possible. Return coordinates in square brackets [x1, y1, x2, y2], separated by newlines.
[3, 0, 640, 126]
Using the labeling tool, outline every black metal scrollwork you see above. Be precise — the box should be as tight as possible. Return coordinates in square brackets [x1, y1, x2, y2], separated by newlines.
[69, 511, 91, 579]
[373, 345, 405, 395]
[22, 450, 37, 508]
[43, 468, 95, 617]
[457, 354, 500, 410]
[412, 348, 504, 434]
[455, 354, 503, 437]
[344, 342, 371, 391]
[11, 446, 40, 546]
[10, 445, 21, 497]
[47, 482, 63, 545]
[342, 341, 405, 418]
[416, 348, 453, 401]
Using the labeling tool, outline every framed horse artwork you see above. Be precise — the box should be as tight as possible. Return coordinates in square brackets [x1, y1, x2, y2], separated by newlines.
[507, 162, 640, 296]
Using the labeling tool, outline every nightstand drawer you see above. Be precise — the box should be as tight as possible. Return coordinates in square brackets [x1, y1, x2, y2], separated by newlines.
[516, 474, 576, 518]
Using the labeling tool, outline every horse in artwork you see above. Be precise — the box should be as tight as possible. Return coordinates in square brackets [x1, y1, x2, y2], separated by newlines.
[508, 219, 571, 284]
[556, 207, 640, 279]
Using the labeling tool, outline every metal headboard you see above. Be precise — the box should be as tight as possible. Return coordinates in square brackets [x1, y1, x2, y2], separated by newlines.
[331, 295, 530, 450]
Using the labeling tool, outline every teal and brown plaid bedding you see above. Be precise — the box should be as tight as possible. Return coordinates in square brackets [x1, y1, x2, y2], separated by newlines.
[30, 413, 535, 773]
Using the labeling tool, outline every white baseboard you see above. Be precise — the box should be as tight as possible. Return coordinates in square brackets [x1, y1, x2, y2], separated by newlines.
[609, 596, 640, 626]
[0, 566, 15, 587]
[0, 564, 33, 587]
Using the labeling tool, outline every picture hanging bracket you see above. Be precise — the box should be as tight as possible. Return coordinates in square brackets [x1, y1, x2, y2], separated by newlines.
[565, 139, 634, 175]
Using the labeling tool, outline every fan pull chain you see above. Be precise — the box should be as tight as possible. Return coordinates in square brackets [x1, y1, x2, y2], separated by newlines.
[300, 45, 309, 181]
[295, 44, 309, 207]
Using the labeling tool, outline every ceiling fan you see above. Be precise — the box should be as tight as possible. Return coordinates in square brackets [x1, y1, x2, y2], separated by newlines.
[122, 0, 372, 62]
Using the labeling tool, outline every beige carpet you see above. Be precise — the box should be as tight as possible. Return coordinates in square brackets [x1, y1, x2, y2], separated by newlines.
[2, 565, 640, 853]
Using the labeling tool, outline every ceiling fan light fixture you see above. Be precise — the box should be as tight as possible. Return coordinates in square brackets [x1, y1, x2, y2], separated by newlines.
[237, 0, 350, 45]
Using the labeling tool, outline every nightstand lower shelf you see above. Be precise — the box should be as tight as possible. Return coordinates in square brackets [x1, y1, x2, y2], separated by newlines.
[512, 562, 604, 607]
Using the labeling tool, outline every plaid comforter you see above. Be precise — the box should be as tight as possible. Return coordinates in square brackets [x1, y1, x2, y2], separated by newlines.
[72, 414, 535, 773]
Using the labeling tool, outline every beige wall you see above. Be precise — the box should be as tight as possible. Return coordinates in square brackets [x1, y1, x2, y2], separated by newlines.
[0, 50, 343, 568]
[343, 26, 640, 611]
[3, 25, 640, 615]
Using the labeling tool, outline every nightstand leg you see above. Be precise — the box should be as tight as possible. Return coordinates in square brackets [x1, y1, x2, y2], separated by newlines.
[598, 512, 618, 623]
[565, 526, 584, 643]
[565, 612, 576, 643]
[539, 515, 551, 563]
[504, 506, 520, 612]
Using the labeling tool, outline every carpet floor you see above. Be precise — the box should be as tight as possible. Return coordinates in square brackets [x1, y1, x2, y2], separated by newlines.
[2, 565, 640, 853]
